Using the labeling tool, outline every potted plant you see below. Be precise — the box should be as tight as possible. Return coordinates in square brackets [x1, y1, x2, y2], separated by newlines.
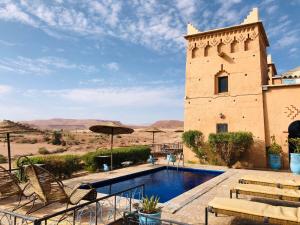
[289, 137, 300, 174]
[138, 196, 161, 225]
[267, 135, 282, 170]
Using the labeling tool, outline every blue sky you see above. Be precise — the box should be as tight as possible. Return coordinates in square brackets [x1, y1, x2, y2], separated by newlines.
[0, 0, 299, 124]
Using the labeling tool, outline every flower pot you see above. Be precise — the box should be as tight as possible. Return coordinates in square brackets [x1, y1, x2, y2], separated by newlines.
[290, 153, 300, 174]
[138, 211, 161, 225]
[268, 154, 281, 170]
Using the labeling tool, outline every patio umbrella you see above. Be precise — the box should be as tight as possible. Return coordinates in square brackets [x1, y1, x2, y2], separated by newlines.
[0, 120, 42, 172]
[144, 127, 164, 145]
[174, 129, 184, 133]
[89, 122, 134, 170]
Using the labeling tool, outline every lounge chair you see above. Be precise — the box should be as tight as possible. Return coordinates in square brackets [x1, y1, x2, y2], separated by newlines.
[24, 163, 97, 214]
[239, 175, 300, 189]
[206, 197, 300, 225]
[0, 165, 33, 207]
[231, 184, 300, 202]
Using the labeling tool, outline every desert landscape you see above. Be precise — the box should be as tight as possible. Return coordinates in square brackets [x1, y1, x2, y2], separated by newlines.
[0, 119, 183, 159]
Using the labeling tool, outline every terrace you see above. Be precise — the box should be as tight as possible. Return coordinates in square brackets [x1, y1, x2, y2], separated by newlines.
[1, 160, 299, 225]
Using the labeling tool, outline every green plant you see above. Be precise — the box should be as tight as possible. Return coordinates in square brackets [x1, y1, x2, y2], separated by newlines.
[208, 132, 253, 167]
[267, 135, 282, 155]
[38, 147, 50, 155]
[182, 130, 205, 158]
[140, 196, 161, 214]
[0, 154, 7, 163]
[52, 131, 63, 145]
[19, 154, 82, 178]
[289, 138, 300, 153]
[81, 146, 151, 171]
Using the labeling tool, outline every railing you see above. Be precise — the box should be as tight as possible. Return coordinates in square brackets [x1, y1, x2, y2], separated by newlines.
[123, 211, 191, 225]
[0, 184, 145, 225]
[151, 142, 183, 154]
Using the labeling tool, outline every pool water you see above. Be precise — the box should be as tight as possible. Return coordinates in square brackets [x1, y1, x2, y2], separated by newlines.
[93, 167, 223, 203]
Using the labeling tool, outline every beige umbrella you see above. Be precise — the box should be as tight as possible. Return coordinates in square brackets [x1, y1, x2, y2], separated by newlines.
[89, 122, 134, 170]
[174, 129, 184, 133]
[144, 127, 165, 145]
[0, 120, 42, 171]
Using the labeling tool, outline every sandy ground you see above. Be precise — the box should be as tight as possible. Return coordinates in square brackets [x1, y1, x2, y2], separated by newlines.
[0, 128, 182, 158]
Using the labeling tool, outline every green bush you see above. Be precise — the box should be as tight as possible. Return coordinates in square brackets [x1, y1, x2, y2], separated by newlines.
[19, 155, 82, 178]
[0, 154, 7, 163]
[289, 138, 300, 153]
[208, 132, 253, 167]
[267, 135, 282, 155]
[82, 146, 151, 171]
[52, 131, 63, 145]
[38, 147, 50, 155]
[182, 130, 205, 159]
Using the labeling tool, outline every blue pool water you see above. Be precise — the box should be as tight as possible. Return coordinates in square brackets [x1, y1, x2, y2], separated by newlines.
[92, 167, 223, 203]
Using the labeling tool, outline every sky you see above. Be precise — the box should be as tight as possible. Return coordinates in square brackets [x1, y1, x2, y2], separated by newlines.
[0, 0, 299, 124]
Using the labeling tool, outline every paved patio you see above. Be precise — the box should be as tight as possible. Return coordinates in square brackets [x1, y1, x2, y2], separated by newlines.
[1, 162, 300, 224]
[63, 162, 300, 225]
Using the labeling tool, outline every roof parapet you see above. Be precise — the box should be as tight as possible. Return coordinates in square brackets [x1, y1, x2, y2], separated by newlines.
[187, 23, 200, 35]
[241, 8, 259, 24]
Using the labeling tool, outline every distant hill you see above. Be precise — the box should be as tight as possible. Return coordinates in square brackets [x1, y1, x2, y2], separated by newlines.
[22, 118, 121, 130]
[150, 120, 183, 129]
[22, 118, 184, 130]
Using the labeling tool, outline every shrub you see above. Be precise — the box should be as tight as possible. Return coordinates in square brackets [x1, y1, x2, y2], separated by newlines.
[289, 138, 300, 153]
[52, 147, 68, 154]
[0, 154, 7, 163]
[182, 130, 205, 158]
[16, 138, 38, 144]
[208, 132, 253, 167]
[267, 135, 282, 155]
[19, 155, 82, 178]
[38, 147, 50, 155]
[82, 146, 151, 171]
[52, 131, 63, 145]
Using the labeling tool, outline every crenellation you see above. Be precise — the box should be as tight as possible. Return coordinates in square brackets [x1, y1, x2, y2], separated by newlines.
[188, 26, 260, 58]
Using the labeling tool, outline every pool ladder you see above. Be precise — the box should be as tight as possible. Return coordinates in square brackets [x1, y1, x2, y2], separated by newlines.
[167, 152, 184, 170]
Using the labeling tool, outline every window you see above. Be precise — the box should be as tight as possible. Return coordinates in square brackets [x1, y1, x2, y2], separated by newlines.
[218, 76, 228, 93]
[217, 124, 228, 133]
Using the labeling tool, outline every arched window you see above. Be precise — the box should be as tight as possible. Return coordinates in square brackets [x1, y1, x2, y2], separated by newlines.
[217, 42, 225, 54]
[230, 40, 239, 53]
[204, 45, 212, 57]
[192, 47, 200, 58]
[244, 38, 254, 51]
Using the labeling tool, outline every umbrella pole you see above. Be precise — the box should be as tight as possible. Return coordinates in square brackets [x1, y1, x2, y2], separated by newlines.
[110, 129, 113, 171]
[152, 132, 155, 145]
[7, 133, 11, 172]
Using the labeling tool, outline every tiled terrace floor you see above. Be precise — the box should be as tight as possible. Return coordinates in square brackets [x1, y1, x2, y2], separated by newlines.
[1, 162, 299, 224]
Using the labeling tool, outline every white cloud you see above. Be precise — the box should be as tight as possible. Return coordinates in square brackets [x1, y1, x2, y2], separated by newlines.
[266, 4, 278, 14]
[0, 2, 37, 27]
[0, 84, 13, 94]
[42, 86, 183, 107]
[0, 56, 98, 75]
[88, 0, 122, 27]
[104, 62, 119, 71]
[176, 0, 198, 20]
[0, 39, 17, 46]
[275, 30, 299, 49]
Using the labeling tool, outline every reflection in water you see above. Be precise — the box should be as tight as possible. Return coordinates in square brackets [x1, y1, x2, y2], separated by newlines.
[96, 168, 222, 203]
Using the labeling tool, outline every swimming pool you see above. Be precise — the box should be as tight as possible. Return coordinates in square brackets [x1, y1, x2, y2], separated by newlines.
[92, 167, 223, 203]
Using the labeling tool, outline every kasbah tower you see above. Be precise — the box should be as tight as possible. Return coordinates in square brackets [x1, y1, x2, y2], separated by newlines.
[184, 8, 300, 168]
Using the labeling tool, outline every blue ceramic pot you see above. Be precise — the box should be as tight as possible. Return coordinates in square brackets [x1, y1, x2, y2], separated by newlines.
[138, 211, 161, 225]
[290, 153, 300, 174]
[268, 154, 281, 170]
